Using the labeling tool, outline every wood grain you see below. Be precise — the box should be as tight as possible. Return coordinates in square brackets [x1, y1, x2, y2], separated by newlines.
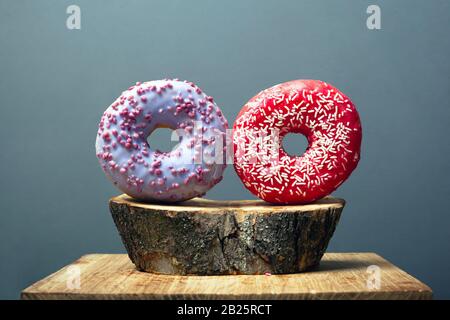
[21, 253, 432, 300]
[110, 194, 346, 212]
[109, 195, 344, 275]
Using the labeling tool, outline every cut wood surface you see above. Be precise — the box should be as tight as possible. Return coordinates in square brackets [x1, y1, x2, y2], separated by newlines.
[109, 194, 344, 275]
[21, 253, 432, 300]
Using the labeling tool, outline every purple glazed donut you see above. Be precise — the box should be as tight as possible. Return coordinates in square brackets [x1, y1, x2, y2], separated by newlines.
[96, 79, 229, 202]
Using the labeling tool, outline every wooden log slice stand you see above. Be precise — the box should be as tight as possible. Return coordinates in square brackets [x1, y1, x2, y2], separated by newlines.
[109, 194, 345, 275]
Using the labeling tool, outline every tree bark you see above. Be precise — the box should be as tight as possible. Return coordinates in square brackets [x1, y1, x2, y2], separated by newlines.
[109, 194, 345, 275]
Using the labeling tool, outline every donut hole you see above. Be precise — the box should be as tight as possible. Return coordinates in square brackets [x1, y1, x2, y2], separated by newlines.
[282, 133, 309, 157]
[146, 127, 181, 153]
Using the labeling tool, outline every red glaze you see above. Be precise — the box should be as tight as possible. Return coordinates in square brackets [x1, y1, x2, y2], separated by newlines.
[233, 80, 362, 204]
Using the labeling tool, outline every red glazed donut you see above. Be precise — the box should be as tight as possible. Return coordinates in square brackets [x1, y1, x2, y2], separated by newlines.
[233, 80, 362, 204]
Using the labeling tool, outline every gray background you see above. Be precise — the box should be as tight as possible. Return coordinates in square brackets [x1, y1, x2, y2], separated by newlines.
[1, 0, 449, 299]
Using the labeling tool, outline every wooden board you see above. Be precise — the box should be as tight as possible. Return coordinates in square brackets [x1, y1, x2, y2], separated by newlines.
[21, 253, 432, 300]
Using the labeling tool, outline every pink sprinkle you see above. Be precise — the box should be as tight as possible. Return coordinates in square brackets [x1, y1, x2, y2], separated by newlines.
[102, 132, 111, 141]
[152, 160, 161, 168]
